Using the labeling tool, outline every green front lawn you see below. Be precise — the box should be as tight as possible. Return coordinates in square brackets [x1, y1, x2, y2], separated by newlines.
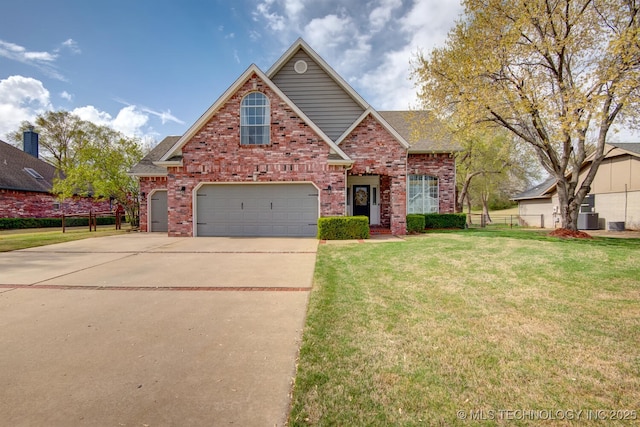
[290, 230, 640, 426]
[0, 228, 127, 252]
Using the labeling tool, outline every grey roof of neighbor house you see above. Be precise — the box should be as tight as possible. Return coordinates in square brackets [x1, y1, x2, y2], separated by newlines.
[0, 139, 57, 193]
[512, 142, 640, 201]
[128, 136, 181, 176]
[610, 142, 640, 155]
[512, 176, 557, 201]
[378, 111, 462, 153]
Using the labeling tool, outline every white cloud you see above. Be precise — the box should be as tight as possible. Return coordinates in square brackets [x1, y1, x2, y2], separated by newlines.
[140, 107, 185, 125]
[0, 75, 52, 139]
[0, 75, 175, 145]
[303, 14, 353, 50]
[250, 0, 464, 110]
[61, 38, 81, 54]
[369, 0, 402, 32]
[72, 105, 150, 138]
[112, 106, 150, 136]
[255, 0, 287, 31]
[0, 39, 65, 81]
[23, 51, 57, 61]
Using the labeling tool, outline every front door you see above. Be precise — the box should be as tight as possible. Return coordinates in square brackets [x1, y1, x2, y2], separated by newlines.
[353, 185, 370, 222]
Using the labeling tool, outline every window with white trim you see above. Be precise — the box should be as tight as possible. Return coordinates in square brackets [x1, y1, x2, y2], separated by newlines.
[240, 92, 270, 145]
[408, 175, 439, 214]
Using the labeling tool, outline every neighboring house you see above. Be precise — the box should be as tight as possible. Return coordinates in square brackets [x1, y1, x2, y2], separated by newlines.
[513, 143, 640, 230]
[130, 39, 459, 237]
[0, 131, 110, 218]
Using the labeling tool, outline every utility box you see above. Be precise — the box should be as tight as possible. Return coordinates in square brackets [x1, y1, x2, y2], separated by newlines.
[578, 213, 599, 230]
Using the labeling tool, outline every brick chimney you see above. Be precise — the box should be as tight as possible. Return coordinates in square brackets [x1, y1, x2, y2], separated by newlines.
[23, 126, 39, 158]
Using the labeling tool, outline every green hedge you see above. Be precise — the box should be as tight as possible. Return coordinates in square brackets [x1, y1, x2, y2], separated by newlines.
[317, 216, 370, 240]
[0, 216, 117, 230]
[423, 213, 467, 229]
[406, 214, 426, 233]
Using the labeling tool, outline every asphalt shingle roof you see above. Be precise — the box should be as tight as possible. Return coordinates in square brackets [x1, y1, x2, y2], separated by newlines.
[378, 111, 462, 153]
[129, 136, 181, 176]
[511, 176, 556, 201]
[610, 142, 640, 155]
[0, 139, 57, 193]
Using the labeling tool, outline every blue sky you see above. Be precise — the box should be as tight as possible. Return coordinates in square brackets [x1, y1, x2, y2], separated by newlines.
[1, 0, 637, 146]
[0, 0, 465, 145]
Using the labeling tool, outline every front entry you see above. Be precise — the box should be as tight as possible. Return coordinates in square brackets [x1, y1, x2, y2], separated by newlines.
[353, 185, 371, 222]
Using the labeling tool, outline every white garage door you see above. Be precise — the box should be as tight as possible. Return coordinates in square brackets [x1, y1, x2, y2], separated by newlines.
[196, 184, 319, 237]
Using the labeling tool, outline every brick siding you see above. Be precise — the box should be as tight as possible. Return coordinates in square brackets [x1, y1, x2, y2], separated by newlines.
[139, 177, 167, 232]
[0, 189, 111, 218]
[341, 114, 408, 235]
[163, 73, 348, 236]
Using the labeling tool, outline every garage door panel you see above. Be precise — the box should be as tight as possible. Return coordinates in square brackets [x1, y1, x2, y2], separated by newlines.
[196, 184, 318, 237]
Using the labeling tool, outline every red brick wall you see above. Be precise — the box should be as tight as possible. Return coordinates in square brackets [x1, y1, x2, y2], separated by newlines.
[340, 114, 408, 235]
[0, 189, 111, 218]
[165, 73, 347, 236]
[407, 153, 456, 213]
[138, 177, 168, 232]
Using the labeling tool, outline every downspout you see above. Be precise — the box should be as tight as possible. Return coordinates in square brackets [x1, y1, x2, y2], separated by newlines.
[625, 183, 628, 226]
[344, 164, 353, 216]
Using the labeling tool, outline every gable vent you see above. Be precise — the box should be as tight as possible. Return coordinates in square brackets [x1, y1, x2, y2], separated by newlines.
[24, 167, 44, 180]
[294, 60, 308, 74]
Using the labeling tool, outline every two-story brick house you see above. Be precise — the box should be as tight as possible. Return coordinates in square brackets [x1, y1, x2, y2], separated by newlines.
[130, 39, 459, 237]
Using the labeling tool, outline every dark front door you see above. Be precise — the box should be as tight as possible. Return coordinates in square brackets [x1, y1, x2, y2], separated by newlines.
[353, 185, 370, 222]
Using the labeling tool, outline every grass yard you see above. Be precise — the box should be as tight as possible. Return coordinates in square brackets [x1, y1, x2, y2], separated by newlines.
[290, 230, 640, 426]
[0, 227, 127, 252]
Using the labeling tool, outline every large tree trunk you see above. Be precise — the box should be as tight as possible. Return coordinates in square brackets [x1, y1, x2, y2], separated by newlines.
[457, 171, 483, 213]
[555, 178, 588, 231]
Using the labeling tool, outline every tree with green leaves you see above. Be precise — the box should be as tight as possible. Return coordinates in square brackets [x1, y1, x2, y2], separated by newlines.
[12, 112, 143, 225]
[412, 0, 639, 230]
[53, 122, 143, 225]
[10, 111, 92, 172]
[455, 127, 539, 221]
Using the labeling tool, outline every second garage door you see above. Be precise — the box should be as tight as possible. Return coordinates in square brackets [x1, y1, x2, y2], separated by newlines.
[196, 184, 319, 237]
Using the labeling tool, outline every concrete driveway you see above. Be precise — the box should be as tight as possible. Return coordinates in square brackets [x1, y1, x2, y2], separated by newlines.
[0, 234, 317, 426]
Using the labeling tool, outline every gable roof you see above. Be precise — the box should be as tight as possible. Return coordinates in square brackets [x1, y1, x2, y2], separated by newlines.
[335, 108, 410, 149]
[267, 38, 370, 110]
[157, 63, 352, 165]
[607, 142, 640, 157]
[128, 136, 180, 176]
[0, 139, 57, 193]
[513, 142, 640, 201]
[378, 111, 462, 153]
[511, 176, 556, 201]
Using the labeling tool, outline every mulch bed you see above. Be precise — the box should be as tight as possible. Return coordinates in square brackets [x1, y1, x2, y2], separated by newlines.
[549, 228, 593, 239]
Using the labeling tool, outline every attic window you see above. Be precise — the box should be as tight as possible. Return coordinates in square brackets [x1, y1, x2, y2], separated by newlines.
[240, 92, 270, 145]
[294, 60, 308, 74]
[24, 167, 44, 180]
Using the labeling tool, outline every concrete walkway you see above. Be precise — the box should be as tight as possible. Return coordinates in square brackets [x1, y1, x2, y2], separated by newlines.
[0, 234, 317, 426]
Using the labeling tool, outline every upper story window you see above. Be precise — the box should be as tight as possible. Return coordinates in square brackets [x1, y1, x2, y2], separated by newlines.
[240, 92, 270, 145]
